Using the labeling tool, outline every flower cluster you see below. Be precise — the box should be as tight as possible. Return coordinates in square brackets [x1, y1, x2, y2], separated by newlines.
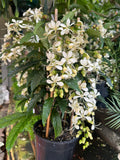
[1, 8, 44, 64]
[45, 17, 102, 146]
[1, 8, 105, 149]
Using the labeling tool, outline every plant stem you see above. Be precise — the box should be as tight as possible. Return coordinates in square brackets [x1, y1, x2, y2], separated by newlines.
[67, 0, 70, 10]
[46, 91, 54, 138]
[55, 8, 58, 21]
[46, 8, 58, 138]
[70, 110, 74, 135]
[28, 132, 36, 157]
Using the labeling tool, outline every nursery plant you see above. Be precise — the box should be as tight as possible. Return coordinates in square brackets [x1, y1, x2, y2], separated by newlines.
[0, 6, 111, 157]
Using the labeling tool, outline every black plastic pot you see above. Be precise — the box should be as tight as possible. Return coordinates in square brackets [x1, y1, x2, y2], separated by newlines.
[34, 120, 78, 160]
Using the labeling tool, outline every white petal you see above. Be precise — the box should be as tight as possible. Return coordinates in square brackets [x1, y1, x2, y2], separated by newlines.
[59, 58, 66, 65]
[91, 124, 95, 130]
[56, 21, 61, 27]
[86, 116, 92, 121]
[66, 18, 70, 26]
[87, 103, 93, 107]
[80, 58, 88, 66]
[57, 82, 64, 86]
[70, 58, 77, 63]
[82, 88, 88, 92]
[62, 51, 67, 58]
[48, 20, 55, 28]
[61, 30, 65, 35]
[68, 51, 72, 58]
[56, 65, 62, 70]
[78, 66, 83, 70]
[60, 23, 66, 28]
[46, 80, 53, 84]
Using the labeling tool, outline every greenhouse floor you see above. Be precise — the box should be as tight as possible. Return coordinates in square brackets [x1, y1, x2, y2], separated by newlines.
[0, 104, 119, 160]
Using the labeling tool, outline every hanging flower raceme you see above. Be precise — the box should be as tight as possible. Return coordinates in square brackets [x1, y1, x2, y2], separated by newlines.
[45, 15, 102, 148]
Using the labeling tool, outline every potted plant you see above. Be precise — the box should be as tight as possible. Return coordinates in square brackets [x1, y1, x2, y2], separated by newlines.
[0, 7, 107, 160]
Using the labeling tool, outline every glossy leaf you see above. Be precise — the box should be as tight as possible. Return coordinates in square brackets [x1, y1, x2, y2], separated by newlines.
[56, 98, 68, 118]
[34, 21, 44, 36]
[86, 29, 100, 38]
[31, 71, 46, 91]
[42, 97, 54, 126]
[8, 60, 39, 76]
[1, 0, 5, 8]
[20, 32, 34, 44]
[51, 110, 62, 138]
[65, 78, 81, 92]
[61, 9, 76, 22]
[27, 94, 41, 112]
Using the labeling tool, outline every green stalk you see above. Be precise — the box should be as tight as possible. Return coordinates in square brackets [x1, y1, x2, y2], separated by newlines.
[67, 0, 70, 10]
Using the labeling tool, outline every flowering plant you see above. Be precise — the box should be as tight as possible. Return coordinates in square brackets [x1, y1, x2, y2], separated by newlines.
[0, 7, 107, 151]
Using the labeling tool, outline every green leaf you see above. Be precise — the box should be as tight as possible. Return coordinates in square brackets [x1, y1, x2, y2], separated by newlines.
[34, 21, 44, 35]
[31, 71, 46, 92]
[86, 29, 100, 38]
[104, 92, 120, 130]
[0, 112, 29, 128]
[56, 98, 68, 118]
[65, 78, 81, 92]
[51, 109, 62, 138]
[25, 115, 41, 140]
[14, 95, 28, 101]
[34, 21, 49, 49]
[42, 97, 54, 126]
[6, 114, 32, 152]
[27, 94, 41, 112]
[15, 9, 19, 17]
[41, 38, 49, 49]
[1, 0, 5, 8]
[27, 50, 40, 58]
[20, 32, 34, 44]
[61, 9, 76, 22]
[17, 99, 28, 111]
[104, 21, 116, 29]
[34, 22, 45, 39]
[8, 60, 39, 76]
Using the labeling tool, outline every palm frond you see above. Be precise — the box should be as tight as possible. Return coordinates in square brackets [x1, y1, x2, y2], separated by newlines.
[105, 91, 120, 130]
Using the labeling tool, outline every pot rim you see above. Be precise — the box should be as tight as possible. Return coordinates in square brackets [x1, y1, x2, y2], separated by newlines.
[34, 120, 78, 145]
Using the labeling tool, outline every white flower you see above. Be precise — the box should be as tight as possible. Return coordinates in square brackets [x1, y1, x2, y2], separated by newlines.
[23, 8, 34, 17]
[33, 8, 43, 23]
[12, 19, 23, 26]
[97, 20, 107, 37]
[61, 51, 77, 64]
[47, 20, 61, 34]
[80, 58, 89, 66]
[61, 66, 74, 79]
[47, 74, 64, 87]
[78, 80, 88, 91]
[72, 116, 80, 129]
[69, 99, 81, 115]
[46, 51, 55, 62]
[60, 18, 73, 35]
[78, 58, 91, 71]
